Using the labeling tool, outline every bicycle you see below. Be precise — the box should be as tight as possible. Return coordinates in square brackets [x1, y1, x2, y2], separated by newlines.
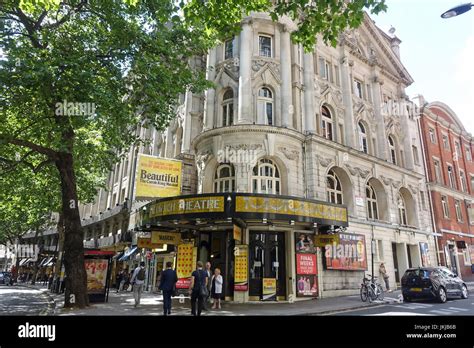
[360, 274, 384, 302]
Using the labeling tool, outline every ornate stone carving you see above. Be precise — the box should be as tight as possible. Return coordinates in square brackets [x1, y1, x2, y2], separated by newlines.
[251, 58, 280, 76]
[278, 147, 299, 161]
[318, 156, 332, 167]
[392, 180, 401, 189]
[345, 164, 358, 176]
[225, 144, 263, 151]
[358, 168, 371, 179]
[380, 175, 392, 186]
[408, 184, 420, 195]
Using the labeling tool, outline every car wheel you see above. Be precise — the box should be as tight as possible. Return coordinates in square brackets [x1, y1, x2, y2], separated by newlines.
[438, 287, 447, 303]
[403, 295, 411, 302]
[461, 285, 468, 299]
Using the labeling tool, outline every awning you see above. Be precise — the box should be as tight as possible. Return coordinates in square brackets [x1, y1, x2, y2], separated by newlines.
[40, 257, 54, 267]
[112, 252, 124, 260]
[119, 247, 138, 261]
[38, 258, 48, 267]
[19, 258, 30, 266]
[45, 258, 55, 267]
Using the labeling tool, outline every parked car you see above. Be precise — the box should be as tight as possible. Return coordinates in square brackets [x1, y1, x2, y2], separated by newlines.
[0, 271, 13, 285]
[401, 267, 468, 303]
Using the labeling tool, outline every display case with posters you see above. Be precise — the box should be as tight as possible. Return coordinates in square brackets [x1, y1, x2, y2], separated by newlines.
[295, 232, 318, 297]
[324, 233, 367, 271]
[84, 250, 114, 303]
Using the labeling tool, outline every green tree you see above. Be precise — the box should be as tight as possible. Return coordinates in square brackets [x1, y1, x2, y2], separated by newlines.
[0, 0, 210, 308]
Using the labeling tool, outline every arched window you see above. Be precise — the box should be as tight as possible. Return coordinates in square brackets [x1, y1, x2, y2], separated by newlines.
[388, 135, 397, 164]
[397, 193, 407, 226]
[222, 89, 234, 126]
[326, 169, 343, 204]
[258, 87, 274, 126]
[321, 106, 333, 140]
[214, 164, 235, 193]
[366, 183, 378, 220]
[252, 158, 280, 194]
[358, 121, 368, 154]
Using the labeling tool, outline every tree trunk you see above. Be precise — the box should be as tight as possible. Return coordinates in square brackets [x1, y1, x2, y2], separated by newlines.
[53, 213, 64, 292]
[55, 153, 88, 308]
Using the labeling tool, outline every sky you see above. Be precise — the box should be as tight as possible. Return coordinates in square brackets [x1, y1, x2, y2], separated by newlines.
[373, 0, 474, 133]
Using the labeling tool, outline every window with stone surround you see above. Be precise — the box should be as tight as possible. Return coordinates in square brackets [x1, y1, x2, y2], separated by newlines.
[259, 35, 272, 58]
[366, 182, 378, 220]
[222, 89, 234, 126]
[257, 87, 273, 126]
[321, 105, 333, 140]
[252, 158, 280, 195]
[326, 169, 343, 204]
[224, 37, 234, 60]
[358, 121, 368, 154]
[214, 164, 235, 193]
[441, 195, 449, 218]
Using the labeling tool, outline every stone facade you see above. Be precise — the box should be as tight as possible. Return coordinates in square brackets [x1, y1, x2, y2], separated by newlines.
[77, 12, 437, 299]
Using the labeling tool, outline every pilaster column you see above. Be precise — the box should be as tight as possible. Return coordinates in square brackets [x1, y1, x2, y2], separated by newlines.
[339, 52, 356, 147]
[280, 26, 293, 128]
[303, 52, 316, 133]
[372, 75, 387, 159]
[203, 48, 217, 130]
[238, 19, 253, 124]
[182, 91, 193, 152]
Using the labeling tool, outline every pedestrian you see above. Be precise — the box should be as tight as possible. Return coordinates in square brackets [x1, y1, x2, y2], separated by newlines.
[159, 261, 178, 316]
[117, 269, 129, 293]
[116, 270, 123, 292]
[211, 268, 223, 309]
[379, 262, 391, 292]
[203, 261, 212, 310]
[130, 262, 146, 307]
[189, 261, 208, 316]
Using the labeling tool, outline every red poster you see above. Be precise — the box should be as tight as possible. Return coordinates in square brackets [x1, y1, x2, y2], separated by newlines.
[296, 254, 317, 275]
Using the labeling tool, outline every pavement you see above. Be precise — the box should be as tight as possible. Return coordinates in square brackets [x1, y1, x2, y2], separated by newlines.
[5, 282, 474, 316]
[8, 284, 403, 316]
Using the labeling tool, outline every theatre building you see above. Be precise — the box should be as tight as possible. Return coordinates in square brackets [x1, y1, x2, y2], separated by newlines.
[80, 12, 437, 301]
[419, 100, 474, 281]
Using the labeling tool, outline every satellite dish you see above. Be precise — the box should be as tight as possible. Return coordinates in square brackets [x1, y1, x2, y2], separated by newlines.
[388, 26, 396, 35]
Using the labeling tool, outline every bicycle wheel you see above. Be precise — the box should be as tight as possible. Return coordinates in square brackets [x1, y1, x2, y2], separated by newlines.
[377, 284, 384, 300]
[360, 285, 368, 302]
[367, 286, 375, 302]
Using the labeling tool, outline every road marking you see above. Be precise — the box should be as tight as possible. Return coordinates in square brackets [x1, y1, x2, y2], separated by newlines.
[430, 309, 459, 314]
[368, 311, 431, 316]
[448, 307, 469, 311]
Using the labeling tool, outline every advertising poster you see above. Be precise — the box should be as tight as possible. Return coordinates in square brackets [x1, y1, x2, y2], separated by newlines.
[234, 245, 248, 291]
[314, 234, 340, 248]
[85, 259, 108, 295]
[262, 278, 277, 301]
[325, 233, 367, 271]
[295, 233, 316, 253]
[419, 242, 431, 267]
[135, 155, 182, 200]
[176, 244, 194, 289]
[233, 225, 242, 243]
[296, 254, 318, 297]
[137, 237, 162, 249]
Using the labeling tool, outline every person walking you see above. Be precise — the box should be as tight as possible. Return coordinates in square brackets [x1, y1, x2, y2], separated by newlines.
[379, 262, 391, 292]
[130, 262, 146, 307]
[189, 261, 208, 316]
[117, 269, 129, 293]
[211, 268, 223, 309]
[159, 262, 178, 316]
[203, 261, 212, 311]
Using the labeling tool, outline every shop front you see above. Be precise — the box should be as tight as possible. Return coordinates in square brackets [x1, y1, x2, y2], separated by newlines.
[136, 193, 348, 302]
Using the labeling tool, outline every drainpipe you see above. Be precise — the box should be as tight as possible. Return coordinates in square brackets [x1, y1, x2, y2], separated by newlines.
[416, 104, 441, 266]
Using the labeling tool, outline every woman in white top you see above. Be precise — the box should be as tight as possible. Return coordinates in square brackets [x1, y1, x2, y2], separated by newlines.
[211, 268, 223, 309]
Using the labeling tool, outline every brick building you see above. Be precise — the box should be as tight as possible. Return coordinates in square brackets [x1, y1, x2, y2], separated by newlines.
[419, 100, 474, 281]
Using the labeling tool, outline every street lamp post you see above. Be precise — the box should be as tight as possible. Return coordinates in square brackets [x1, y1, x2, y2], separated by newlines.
[441, 3, 473, 18]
